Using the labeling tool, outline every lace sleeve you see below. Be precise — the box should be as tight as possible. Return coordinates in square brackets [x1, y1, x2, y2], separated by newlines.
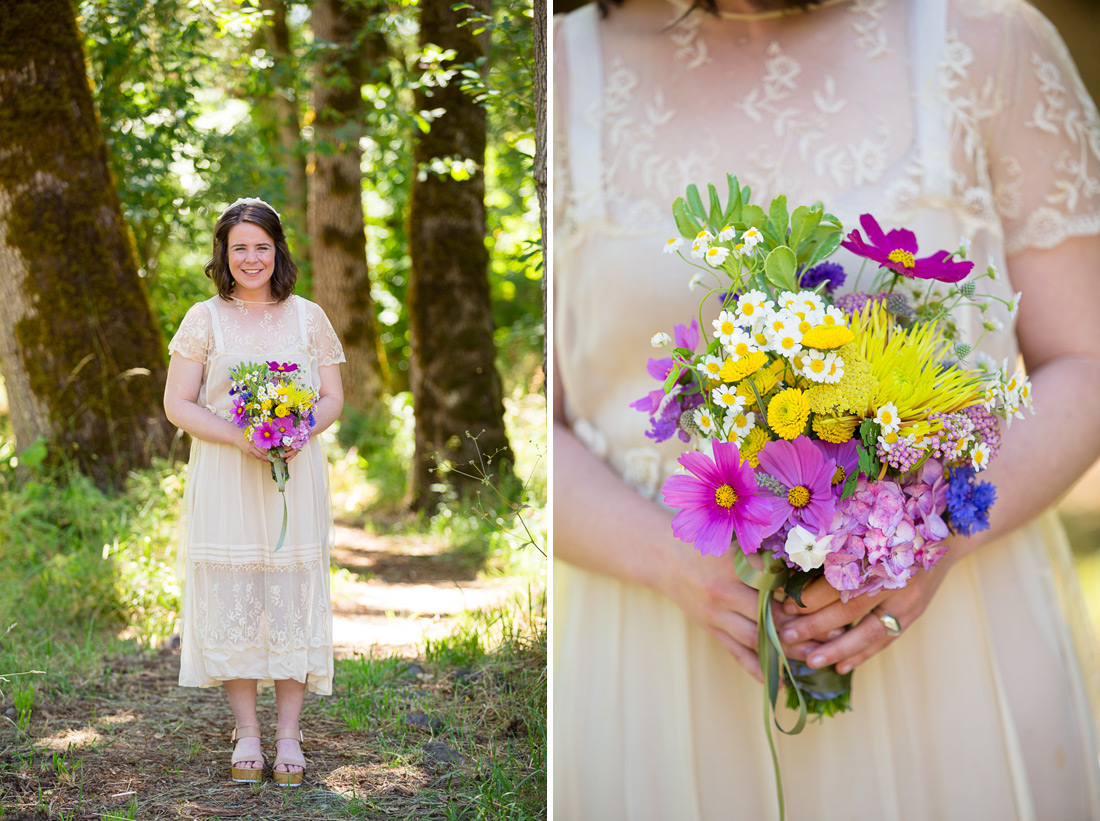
[307, 302, 346, 367]
[167, 303, 211, 364]
[989, 2, 1100, 255]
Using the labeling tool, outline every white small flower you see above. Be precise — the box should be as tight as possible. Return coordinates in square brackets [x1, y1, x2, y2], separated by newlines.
[785, 526, 834, 572]
[741, 226, 764, 250]
[718, 225, 737, 241]
[987, 256, 999, 281]
[875, 402, 901, 434]
[705, 246, 731, 267]
[819, 305, 847, 327]
[768, 312, 803, 356]
[971, 442, 991, 472]
[691, 238, 709, 259]
[694, 407, 718, 437]
[695, 229, 715, 242]
[1017, 375, 1034, 411]
[796, 291, 825, 318]
[777, 291, 801, 312]
[1007, 291, 1022, 320]
[959, 235, 972, 256]
[282, 435, 293, 447]
[651, 332, 672, 348]
[736, 290, 772, 323]
[727, 409, 756, 439]
[983, 317, 1005, 333]
[823, 353, 845, 384]
[663, 237, 684, 254]
[712, 385, 745, 411]
[801, 349, 832, 383]
[712, 311, 741, 346]
[724, 327, 760, 361]
[688, 272, 705, 291]
[701, 355, 725, 380]
[973, 352, 997, 372]
[950, 434, 972, 458]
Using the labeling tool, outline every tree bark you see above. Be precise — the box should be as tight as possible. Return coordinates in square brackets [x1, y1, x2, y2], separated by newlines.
[407, 0, 514, 509]
[534, 0, 548, 376]
[309, 0, 387, 413]
[257, 0, 309, 262]
[0, 0, 174, 486]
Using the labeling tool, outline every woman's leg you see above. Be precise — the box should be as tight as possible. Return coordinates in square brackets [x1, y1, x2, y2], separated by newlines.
[273, 679, 307, 774]
[224, 679, 262, 769]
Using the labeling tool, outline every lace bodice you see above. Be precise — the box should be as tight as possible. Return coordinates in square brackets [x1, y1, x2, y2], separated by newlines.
[553, 0, 1100, 499]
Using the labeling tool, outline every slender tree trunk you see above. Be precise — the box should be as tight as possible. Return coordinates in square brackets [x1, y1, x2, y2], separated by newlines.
[309, 0, 387, 413]
[534, 0, 547, 378]
[0, 0, 173, 486]
[257, 0, 309, 263]
[407, 0, 514, 509]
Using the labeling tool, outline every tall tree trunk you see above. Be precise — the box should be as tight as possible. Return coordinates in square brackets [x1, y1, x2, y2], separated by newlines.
[257, 0, 309, 263]
[534, 0, 547, 379]
[407, 0, 514, 509]
[309, 0, 387, 413]
[0, 0, 173, 486]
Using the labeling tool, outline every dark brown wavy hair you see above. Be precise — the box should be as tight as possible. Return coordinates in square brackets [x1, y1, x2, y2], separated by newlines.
[204, 201, 298, 302]
[598, 0, 822, 16]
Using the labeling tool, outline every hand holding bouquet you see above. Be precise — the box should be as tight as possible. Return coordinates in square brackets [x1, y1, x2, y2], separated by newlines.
[229, 360, 319, 551]
[638, 176, 1032, 818]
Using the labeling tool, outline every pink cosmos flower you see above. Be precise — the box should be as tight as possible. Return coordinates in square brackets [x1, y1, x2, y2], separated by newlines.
[756, 437, 837, 535]
[270, 415, 297, 447]
[841, 214, 974, 283]
[813, 439, 859, 500]
[661, 440, 784, 556]
[252, 421, 280, 450]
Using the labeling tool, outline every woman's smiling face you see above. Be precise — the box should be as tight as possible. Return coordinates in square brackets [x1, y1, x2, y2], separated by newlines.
[227, 221, 276, 301]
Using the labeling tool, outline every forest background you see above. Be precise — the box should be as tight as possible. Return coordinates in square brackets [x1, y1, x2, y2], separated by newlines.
[0, 0, 547, 818]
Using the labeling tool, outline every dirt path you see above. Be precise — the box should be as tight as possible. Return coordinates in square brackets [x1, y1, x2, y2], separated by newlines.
[0, 524, 537, 820]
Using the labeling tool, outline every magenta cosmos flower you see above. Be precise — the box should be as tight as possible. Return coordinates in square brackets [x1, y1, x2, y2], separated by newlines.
[251, 420, 280, 450]
[814, 439, 859, 500]
[841, 214, 973, 283]
[661, 440, 784, 556]
[267, 361, 299, 373]
[756, 436, 838, 534]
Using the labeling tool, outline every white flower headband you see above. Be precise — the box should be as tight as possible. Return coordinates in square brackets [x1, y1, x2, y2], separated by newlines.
[221, 197, 281, 219]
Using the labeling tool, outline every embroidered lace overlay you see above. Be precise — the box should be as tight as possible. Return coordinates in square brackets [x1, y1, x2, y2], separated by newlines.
[168, 294, 343, 694]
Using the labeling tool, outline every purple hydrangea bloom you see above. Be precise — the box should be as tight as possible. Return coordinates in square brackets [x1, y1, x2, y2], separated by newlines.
[798, 261, 846, 295]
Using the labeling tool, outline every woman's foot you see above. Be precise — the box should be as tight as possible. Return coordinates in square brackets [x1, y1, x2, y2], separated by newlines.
[230, 726, 264, 783]
[272, 727, 306, 786]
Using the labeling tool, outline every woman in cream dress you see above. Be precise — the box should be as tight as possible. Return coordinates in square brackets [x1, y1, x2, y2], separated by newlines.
[553, 0, 1100, 817]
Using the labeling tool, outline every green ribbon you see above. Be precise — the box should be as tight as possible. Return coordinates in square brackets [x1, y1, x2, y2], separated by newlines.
[732, 549, 808, 821]
[271, 456, 289, 552]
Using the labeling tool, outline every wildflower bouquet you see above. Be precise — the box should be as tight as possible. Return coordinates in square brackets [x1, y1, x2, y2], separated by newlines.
[639, 176, 1032, 817]
[229, 360, 319, 551]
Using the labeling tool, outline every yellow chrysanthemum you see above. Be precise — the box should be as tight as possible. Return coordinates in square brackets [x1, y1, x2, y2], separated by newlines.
[720, 351, 769, 383]
[739, 426, 771, 467]
[852, 303, 984, 426]
[735, 363, 781, 407]
[275, 404, 289, 417]
[812, 413, 859, 444]
[767, 388, 810, 440]
[801, 324, 855, 350]
[806, 343, 877, 416]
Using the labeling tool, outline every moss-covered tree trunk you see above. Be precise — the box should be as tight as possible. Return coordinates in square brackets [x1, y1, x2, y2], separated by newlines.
[407, 0, 513, 509]
[534, 0, 548, 377]
[309, 0, 386, 413]
[0, 0, 173, 486]
[256, 0, 309, 264]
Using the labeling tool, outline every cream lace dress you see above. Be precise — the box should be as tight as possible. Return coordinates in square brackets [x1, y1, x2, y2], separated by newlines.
[168, 295, 345, 695]
[553, 0, 1100, 817]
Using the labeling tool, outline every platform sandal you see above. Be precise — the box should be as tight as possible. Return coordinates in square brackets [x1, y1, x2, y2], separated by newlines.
[229, 726, 264, 784]
[272, 727, 306, 787]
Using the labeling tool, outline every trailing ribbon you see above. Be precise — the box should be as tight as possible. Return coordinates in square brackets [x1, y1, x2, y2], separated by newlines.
[271, 456, 289, 552]
[732, 549, 808, 821]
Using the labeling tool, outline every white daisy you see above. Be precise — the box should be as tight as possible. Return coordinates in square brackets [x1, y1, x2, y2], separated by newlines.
[663, 237, 684, 254]
[718, 225, 737, 241]
[819, 305, 847, 327]
[650, 332, 672, 348]
[875, 402, 901, 434]
[724, 327, 760, 361]
[768, 311, 803, 356]
[971, 442, 991, 472]
[712, 385, 745, 411]
[691, 238, 708, 259]
[823, 353, 845, 384]
[800, 349, 832, 383]
[688, 272, 705, 291]
[736, 290, 772, 324]
[1006, 291, 1022, 320]
[727, 409, 756, 439]
[741, 226, 764, 251]
[693, 407, 718, 438]
[700, 355, 725, 381]
[712, 311, 740, 347]
[705, 246, 731, 267]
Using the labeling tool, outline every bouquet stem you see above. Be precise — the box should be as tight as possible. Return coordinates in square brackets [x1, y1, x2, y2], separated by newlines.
[271, 455, 289, 552]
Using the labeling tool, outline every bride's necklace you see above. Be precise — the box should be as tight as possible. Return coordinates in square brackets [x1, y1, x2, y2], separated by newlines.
[714, 0, 851, 21]
[231, 295, 278, 305]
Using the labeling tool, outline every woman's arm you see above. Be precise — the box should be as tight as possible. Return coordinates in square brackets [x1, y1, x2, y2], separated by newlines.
[164, 353, 268, 460]
[311, 363, 343, 435]
[778, 234, 1100, 673]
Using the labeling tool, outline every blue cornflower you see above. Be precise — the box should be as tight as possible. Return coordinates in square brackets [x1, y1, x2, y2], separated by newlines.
[946, 466, 996, 536]
[799, 261, 847, 295]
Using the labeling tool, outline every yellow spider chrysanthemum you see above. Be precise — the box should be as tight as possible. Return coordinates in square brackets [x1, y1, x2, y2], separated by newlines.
[768, 388, 810, 440]
[801, 324, 855, 350]
[720, 351, 769, 383]
[852, 303, 984, 427]
[806, 343, 877, 416]
[812, 413, 859, 444]
[739, 425, 771, 467]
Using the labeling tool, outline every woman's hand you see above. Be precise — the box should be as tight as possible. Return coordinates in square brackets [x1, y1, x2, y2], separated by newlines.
[233, 436, 270, 462]
[777, 551, 958, 674]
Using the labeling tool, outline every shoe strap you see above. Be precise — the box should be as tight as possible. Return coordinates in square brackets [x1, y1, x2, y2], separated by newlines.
[274, 727, 304, 742]
[231, 725, 261, 742]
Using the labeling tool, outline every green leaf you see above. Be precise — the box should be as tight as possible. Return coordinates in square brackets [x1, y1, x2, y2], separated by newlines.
[19, 437, 48, 469]
[724, 173, 744, 223]
[673, 198, 700, 237]
[768, 195, 790, 240]
[708, 183, 723, 225]
[789, 205, 822, 256]
[686, 184, 705, 220]
[663, 359, 684, 392]
[741, 204, 766, 227]
[840, 462, 860, 499]
[801, 227, 844, 270]
[784, 571, 814, 608]
[764, 246, 798, 291]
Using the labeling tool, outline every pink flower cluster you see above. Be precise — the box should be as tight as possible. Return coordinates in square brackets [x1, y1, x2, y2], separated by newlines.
[823, 459, 950, 600]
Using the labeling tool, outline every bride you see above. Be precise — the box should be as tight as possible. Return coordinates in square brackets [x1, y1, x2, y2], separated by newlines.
[552, 0, 1100, 817]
